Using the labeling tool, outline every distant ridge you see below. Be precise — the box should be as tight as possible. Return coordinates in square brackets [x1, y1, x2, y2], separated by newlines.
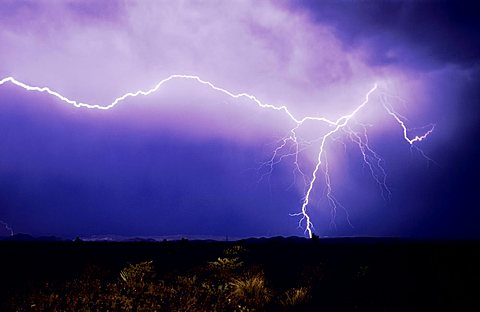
[0, 233, 65, 242]
[0, 234, 462, 243]
[80, 234, 255, 242]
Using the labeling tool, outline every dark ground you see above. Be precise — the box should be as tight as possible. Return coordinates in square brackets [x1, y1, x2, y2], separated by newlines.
[0, 237, 479, 311]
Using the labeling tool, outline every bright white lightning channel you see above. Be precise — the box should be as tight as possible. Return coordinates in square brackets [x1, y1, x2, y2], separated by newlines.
[0, 75, 434, 238]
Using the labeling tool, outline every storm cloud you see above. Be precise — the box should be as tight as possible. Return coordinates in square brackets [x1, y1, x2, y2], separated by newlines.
[0, 1, 478, 238]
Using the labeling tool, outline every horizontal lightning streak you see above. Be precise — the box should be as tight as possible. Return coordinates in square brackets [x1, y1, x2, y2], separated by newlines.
[0, 75, 336, 125]
[0, 75, 433, 238]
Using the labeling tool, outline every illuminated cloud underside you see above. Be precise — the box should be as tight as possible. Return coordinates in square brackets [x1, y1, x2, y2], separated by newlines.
[4, 1, 464, 238]
[0, 75, 433, 237]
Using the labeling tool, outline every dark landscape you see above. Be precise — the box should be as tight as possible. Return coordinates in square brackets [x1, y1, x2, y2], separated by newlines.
[1, 236, 479, 311]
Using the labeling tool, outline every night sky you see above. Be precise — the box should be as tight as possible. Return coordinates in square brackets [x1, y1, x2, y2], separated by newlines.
[0, 1, 479, 239]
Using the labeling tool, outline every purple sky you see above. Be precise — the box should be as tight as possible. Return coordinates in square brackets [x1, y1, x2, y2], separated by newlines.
[0, 1, 478, 238]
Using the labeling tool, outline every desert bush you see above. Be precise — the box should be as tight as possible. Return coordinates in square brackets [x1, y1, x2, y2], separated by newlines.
[280, 287, 311, 308]
[209, 256, 243, 270]
[9, 246, 321, 311]
[120, 260, 155, 289]
[228, 272, 272, 309]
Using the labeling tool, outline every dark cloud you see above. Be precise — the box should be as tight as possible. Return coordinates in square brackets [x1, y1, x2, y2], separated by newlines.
[294, 1, 480, 70]
[289, 1, 480, 238]
[1, 1, 479, 239]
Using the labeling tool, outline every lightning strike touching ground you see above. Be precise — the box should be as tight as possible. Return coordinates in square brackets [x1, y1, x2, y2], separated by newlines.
[0, 75, 433, 238]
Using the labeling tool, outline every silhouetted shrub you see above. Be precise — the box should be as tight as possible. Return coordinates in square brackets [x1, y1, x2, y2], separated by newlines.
[9, 246, 314, 311]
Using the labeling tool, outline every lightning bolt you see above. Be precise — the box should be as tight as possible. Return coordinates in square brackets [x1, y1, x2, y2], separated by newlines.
[0, 220, 14, 236]
[0, 75, 434, 238]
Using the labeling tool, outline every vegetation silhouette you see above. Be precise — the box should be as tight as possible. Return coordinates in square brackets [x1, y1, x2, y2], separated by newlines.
[1, 237, 480, 311]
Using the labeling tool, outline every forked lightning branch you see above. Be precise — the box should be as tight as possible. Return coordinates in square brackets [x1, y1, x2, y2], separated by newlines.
[0, 75, 433, 238]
